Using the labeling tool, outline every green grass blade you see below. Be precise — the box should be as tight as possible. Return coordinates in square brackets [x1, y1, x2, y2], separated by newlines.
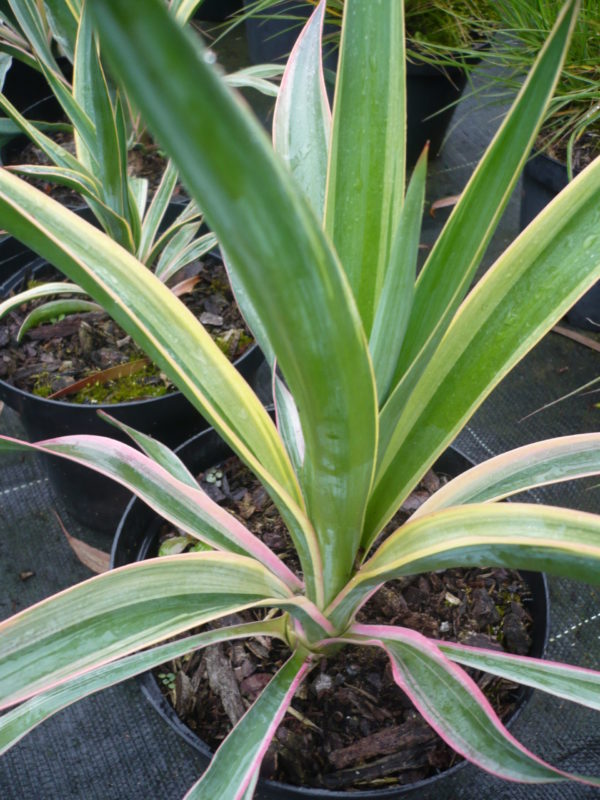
[324, 0, 405, 334]
[91, 0, 378, 605]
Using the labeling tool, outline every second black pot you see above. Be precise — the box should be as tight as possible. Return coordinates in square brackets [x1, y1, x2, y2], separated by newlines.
[521, 151, 600, 330]
[112, 427, 549, 799]
[0, 258, 264, 535]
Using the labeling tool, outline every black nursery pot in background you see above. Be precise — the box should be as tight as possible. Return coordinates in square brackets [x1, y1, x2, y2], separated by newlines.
[0, 255, 264, 536]
[521, 151, 600, 330]
[112, 428, 550, 800]
[194, 0, 242, 22]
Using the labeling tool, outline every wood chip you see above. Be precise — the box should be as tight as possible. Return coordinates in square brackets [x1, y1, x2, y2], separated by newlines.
[205, 642, 246, 726]
[328, 720, 435, 770]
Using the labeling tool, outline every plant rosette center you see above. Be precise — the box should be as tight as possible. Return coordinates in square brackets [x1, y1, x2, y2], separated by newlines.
[152, 455, 538, 791]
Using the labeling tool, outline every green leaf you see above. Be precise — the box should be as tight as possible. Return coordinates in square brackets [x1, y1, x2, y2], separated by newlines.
[349, 625, 600, 786]
[73, 3, 130, 226]
[387, 0, 580, 398]
[7, 164, 102, 200]
[439, 640, 600, 713]
[414, 434, 600, 518]
[224, 64, 284, 98]
[0, 91, 89, 172]
[17, 298, 103, 340]
[0, 617, 286, 755]
[43, 0, 80, 62]
[187, 649, 312, 799]
[170, 0, 204, 25]
[0, 552, 293, 708]
[369, 146, 427, 406]
[91, 0, 378, 605]
[273, 0, 330, 218]
[98, 411, 199, 488]
[324, 0, 405, 334]
[154, 231, 217, 283]
[0, 282, 90, 320]
[330, 503, 600, 628]
[138, 159, 178, 263]
[7, 0, 97, 154]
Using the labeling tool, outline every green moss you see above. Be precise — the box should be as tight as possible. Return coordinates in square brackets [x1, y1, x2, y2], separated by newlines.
[32, 372, 53, 398]
[73, 363, 170, 404]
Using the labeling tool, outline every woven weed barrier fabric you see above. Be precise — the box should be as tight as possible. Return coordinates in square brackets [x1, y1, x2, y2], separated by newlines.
[1, 66, 600, 798]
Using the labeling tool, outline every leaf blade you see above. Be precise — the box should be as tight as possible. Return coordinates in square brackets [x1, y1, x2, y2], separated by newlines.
[324, 0, 405, 334]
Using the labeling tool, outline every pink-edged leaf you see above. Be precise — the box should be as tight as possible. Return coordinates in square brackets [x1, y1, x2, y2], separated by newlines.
[0, 617, 287, 755]
[273, 0, 331, 217]
[439, 640, 600, 712]
[414, 433, 600, 518]
[185, 649, 313, 800]
[349, 624, 600, 786]
[0, 433, 302, 591]
[0, 552, 294, 709]
[97, 411, 199, 488]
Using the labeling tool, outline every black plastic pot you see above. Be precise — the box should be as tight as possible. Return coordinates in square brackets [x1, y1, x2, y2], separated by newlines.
[194, 0, 242, 22]
[1, 57, 69, 120]
[0, 253, 263, 536]
[521, 151, 600, 330]
[405, 60, 470, 165]
[112, 427, 550, 799]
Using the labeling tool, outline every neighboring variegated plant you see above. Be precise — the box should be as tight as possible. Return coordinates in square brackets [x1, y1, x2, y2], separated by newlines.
[1, 0, 600, 797]
[0, 0, 282, 327]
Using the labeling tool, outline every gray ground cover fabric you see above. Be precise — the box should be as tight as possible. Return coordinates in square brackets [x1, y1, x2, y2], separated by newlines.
[1, 54, 599, 799]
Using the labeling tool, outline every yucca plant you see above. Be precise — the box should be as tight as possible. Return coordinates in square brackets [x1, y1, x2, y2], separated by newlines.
[0, 0, 281, 322]
[1, 0, 600, 796]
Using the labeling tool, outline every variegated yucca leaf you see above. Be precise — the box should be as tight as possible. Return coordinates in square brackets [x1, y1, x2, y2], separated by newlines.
[0, 616, 287, 754]
[349, 625, 600, 787]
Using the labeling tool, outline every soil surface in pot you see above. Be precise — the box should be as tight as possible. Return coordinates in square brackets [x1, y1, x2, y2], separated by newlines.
[0, 254, 252, 402]
[537, 126, 600, 173]
[4, 131, 179, 203]
[153, 457, 536, 792]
